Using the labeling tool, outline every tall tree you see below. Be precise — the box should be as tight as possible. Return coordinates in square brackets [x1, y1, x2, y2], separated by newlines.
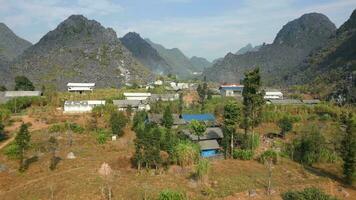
[48, 136, 59, 170]
[197, 76, 208, 112]
[178, 92, 184, 115]
[241, 68, 265, 150]
[0, 120, 4, 140]
[14, 76, 35, 91]
[340, 113, 356, 185]
[278, 116, 293, 138]
[189, 120, 206, 141]
[223, 101, 241, 158]
[15, 123, 31, 172]
[110, 112, 128, 137]
[162, 105, 173, 129]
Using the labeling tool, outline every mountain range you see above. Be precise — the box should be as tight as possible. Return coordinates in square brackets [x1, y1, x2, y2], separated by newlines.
[203, 13, 337, 85]
[0, 9, 355, 99]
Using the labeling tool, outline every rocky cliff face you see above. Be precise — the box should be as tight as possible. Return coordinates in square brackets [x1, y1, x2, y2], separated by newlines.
[9, 15, 152, 90]
[290, 9, 356, 102]
[0, 23, 32, 61]
[120, 32, 173, 74]
[203, 13, 336, 84]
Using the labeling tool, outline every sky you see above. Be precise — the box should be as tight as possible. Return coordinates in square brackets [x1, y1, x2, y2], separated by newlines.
[0, 0, 355, 61]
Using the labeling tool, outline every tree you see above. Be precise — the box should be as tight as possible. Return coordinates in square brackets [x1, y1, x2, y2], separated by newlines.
[162, 105, 174, 129]
[15, 123, 31, 171]
[0, 120, 4, 140]
[241, 68, 265, 150]
[0, 85, 6, 91]
[189, 120, 206, 141]
[278, 116, 293, 137]
[259, 150, 279, 195]
[340, 113, 356, 185]
[178, 92, 184, 115]
[14, 76, 35, 91]
[110, 112, 128, 137]
[48, 136, 59, 170]
[223, 101, 241, 158]
[197, 77, 208, 112]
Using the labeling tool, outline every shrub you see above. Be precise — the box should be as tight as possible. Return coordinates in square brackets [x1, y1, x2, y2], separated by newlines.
[96, 129, 108, 144]
[282, 187, 338, 200]
[173, 141, 200, 167]
[314, 104, 339, 120]
[157, 189, 186, 200]
[69, 123, 84, 134]
[195, 159, 210, 180]
[241, 133, 260, 151]
[259, 150, 279, 164]
[233, 149, 253, 160]
[4, 143, 20, 159]
[319, 114, 332, 121]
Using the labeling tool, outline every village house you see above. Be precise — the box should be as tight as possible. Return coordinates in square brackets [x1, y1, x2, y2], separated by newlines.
[154, 80, 163, 86]
[123, 92, 151, 101]
[0, 91, 42, 103]
[264, 89, 283, 100]
[267, 99, 303, 105]
[67, 83, 95, 93]
[147, 113, 186, 128]
[113, 100, 150, 111]
[150, 93, 179, 102]
[63, 100, 105, 113]
[219, 84, 244, 97]
[181, 127, 223, 157]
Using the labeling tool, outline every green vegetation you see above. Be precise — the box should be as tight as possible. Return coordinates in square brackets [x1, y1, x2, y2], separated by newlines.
[173, 141, 200, 167]
[96, 129, 109, 144]
[232, 149, 253, 160]
[339, 113, 356, 185]
[162, 104, 173, 129]
[278, 116, 293, 137]
[241, 68, 265, 154]
[222, 101, 241, 158]
[48, 136, 59, 170]
[15, 123, 31, 172]
[189, 120, 206, 142]
[110, 111, 128, 137]
[282, 187, 338, 200]
[157, 189, 186, 200]
[195, 159, 210, 181]
[14, 76, 35, 91]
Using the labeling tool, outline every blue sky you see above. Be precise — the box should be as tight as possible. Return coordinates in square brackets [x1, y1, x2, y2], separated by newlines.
[0, 0, 355, 61]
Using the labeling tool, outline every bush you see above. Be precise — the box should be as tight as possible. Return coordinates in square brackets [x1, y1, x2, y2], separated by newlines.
[5, 97, 44, 113]
[96, 130, 108, 144]
[69, 123, 84, 134]
[4, 143, 20, 159]
[195, 159, 210, 180]
[173, 141, 200, 167]
[282, 187, 338, 200]
[233, 149, 254, 160]
[157, 189, 187, 200]
[314, 104, 339, 120]
[241, 133, 260, 151]
[319, 114, 332, 121]
[259, 150, 279, 164]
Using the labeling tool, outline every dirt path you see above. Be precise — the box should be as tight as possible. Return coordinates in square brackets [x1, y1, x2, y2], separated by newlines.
[0, 115, 50, 150]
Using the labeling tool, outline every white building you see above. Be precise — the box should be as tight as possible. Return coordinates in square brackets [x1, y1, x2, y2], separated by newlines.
[264, 90, 283, 100]
[219, 84, 244, 97]
[67, 83, 95, 93]
[154, 80, 163, 86]
[123, 93, 151, 101]
[170, 82, 189, 90]
[4, 91, 42, 98]
[63, 100, 105, 113]
[113, 100, 150, 111]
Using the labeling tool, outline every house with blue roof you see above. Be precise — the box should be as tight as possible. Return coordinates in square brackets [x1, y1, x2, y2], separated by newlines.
[219, 84, 244, 97]
[181, 114, 215, 122]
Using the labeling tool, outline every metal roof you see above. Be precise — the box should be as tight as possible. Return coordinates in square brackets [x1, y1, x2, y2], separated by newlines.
[123, 93, 151, 97]
[67, 83, 95, 87]
[4, 91, 41, 97]
[113, 100, 148, 107]
[199, 140, 220, 150]
[302, 99, 321, 104]
[148, 113, 186, 125]
[181, 114, 215, 122]
[269, 99, 303, 104]
[182, 127, 223, 141]
[64, 100, 105, 106]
